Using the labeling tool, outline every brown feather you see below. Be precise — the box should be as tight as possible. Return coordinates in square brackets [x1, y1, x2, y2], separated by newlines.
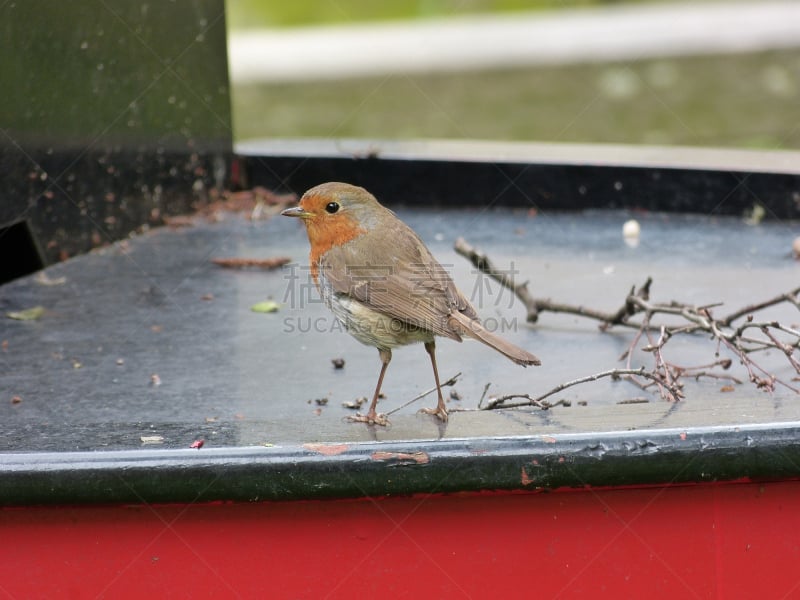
[448, 311, 541, 366]
[320, 215, 476, 341]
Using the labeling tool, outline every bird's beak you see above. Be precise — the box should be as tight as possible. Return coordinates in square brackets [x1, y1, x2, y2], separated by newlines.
[281, 206, 313, 219]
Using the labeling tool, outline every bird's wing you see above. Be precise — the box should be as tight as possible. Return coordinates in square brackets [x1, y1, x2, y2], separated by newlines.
[319, 221, 477, 341]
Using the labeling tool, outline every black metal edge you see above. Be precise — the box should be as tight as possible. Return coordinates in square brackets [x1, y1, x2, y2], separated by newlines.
[236, 141, 800, 219]
[2, 423, 799, 506]
[235, 139, 800, 175]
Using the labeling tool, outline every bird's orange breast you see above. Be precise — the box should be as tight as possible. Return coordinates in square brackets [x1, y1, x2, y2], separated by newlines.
[306, 214, 366, 284]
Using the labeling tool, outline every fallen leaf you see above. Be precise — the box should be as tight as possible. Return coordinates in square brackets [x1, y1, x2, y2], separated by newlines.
[720, 385, 736, 393]
[250, 300, 280, 313]
[190, 439, 204, 449]
[7, 306, 45, 321]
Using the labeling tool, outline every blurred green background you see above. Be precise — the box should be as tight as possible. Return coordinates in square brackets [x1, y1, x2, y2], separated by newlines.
[226, 1, 800, 150]
[227, 0, 673, 28]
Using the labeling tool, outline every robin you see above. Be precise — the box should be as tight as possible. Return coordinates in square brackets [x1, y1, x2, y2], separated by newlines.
[282, 182, 540, 425]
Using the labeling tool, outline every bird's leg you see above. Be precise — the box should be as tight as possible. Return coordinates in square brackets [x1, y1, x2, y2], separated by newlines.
[348, 348, 391, 426]
[419, 340, 448, 422]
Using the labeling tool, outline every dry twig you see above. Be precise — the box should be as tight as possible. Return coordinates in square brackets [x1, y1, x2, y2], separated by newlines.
[212, 257, 292, 270]
[454, 237, 800, 409]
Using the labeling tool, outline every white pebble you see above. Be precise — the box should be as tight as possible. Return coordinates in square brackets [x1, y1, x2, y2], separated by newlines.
[622, 219, 641, 239]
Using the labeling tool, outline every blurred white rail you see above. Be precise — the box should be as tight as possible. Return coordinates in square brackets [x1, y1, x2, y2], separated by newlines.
[229, 1, 800, 83]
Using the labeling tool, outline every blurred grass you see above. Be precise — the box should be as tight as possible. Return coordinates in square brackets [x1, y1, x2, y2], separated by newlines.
[226, 0, 678, 29]
[231, 50, 800, 149]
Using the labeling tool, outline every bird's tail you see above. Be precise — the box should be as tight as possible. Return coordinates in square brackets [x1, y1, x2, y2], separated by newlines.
[448, 311, 541, 366]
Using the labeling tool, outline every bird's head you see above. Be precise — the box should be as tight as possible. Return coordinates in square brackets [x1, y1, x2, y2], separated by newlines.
[282, 182, 385, 253]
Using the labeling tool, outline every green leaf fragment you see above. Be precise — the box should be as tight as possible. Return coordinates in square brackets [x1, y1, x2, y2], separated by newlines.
[7, 306, 45, 321]
[250, 300, 280, 313]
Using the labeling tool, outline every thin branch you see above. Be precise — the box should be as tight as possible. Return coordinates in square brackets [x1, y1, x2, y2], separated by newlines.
[722, 287, 800, 326]
[484, 367, 682, 410]
[454, 237, 800, 405]
[385, 372, 461, 416]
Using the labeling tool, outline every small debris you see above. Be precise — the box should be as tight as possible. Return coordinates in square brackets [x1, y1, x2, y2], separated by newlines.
[304, 443, 349, 455]
[140, 435, 164, 445]
[190, 439, 205, 449]
[213, 257, 291, 270]
[250, 300, 280, 313]
[744, 203, 766, 225]
[1, 340, 7, 351]
[150, 374, 162, 387]
[616, 397, 650, 405]
[201, 293, 214, 301]
[163, 215, 197, 228]
[622, 219, 641, 239]
[449, 389, 462, 401]
[72, 360, 83, 369]
[793, 237, 800, 259]
[371, 451, 430, 465]
[577, 400, 588, 406]
[719, 385, 736, 393]
[11, 396, 22, 405]
[7, 306, 45, 321]
[623, 219, 641, 248]
[342, 396, 368, 410]
[314, 397, 329, 406]
[116, 358, 125, 366]
[34, 272, 66, 286]
[205, 416, 218, 423]
[150, 325, 163, 333]
[331, 357, 345, 369]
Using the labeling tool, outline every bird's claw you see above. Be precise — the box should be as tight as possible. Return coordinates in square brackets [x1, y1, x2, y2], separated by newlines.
[418, 406, 449, 422]
[347, 412, 389, 426]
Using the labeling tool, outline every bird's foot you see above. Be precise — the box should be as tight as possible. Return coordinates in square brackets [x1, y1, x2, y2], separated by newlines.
[347, 412, 389, 426]
[418, 405, 448, 422]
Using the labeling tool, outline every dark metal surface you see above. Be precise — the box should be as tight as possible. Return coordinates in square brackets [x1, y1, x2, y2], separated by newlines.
[1, 164, 798, 504]
[3, 424, 800, 506]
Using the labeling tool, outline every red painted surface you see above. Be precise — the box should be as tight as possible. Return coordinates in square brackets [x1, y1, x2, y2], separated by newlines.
[1, 480, 799, 599]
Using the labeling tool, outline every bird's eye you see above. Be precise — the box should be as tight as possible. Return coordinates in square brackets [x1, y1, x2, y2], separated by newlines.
[325, 202, 340, 214]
